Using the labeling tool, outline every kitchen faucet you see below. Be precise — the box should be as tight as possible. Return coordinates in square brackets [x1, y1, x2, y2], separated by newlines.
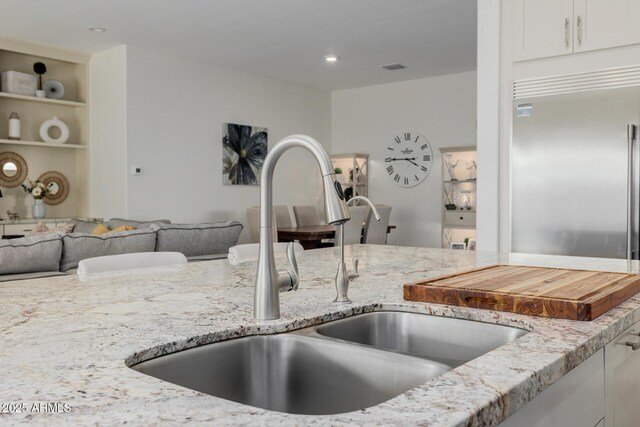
[254, 134, 350, 321]
[334, 196, 380, 303]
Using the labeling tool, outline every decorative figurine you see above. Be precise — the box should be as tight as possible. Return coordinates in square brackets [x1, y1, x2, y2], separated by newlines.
[445, 186, 457, 210]
[444, 154, 461, 181]
[459, 191, 472, 210]
[465, 161, 477, 180]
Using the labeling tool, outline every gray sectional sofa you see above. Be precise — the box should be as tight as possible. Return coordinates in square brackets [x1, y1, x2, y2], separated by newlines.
[0, 219, 243, 282]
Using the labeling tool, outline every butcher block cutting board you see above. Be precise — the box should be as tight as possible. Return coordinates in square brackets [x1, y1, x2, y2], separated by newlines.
[403, 265, 640, 321]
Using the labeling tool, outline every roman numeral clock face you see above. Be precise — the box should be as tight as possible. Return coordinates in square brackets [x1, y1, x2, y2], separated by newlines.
[385, 131, 433, 187]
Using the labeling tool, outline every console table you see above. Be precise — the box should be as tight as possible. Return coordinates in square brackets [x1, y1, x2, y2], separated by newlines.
[0, 218, 101, 238]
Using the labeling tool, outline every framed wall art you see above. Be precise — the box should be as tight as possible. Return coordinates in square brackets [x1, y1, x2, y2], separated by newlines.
[222, 123, 268, 186]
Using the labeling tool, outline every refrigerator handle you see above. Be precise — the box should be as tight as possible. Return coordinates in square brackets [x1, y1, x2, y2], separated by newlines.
[628, 124, 637, 261]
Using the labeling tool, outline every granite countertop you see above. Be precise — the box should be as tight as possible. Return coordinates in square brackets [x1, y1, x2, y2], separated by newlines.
[2, 245, 640, 426]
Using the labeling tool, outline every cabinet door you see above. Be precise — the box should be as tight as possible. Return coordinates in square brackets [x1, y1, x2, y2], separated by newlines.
[605, 319, 640, 426]
[499, 349, 604, 426]
[574, 0, 640, 53]
[444, 211, 476, 227]
[512, 0, 574, 61]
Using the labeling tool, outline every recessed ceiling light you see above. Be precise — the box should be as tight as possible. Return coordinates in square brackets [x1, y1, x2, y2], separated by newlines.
[88, 27, 106, 33]
[324, 55, 339, 63]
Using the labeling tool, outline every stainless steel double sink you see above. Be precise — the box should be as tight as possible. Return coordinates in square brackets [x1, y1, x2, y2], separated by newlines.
[131, 311, 528, 415]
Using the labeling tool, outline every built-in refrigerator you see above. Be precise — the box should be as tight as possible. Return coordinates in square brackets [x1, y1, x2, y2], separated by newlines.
[512, 82, 640, 260]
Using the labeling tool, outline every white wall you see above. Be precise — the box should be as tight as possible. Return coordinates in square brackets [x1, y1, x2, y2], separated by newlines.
[476, 0, 502, 252]
[101, 46, 332, 243]
[331, 72, 477, 248]
[89, 45, 128, 220]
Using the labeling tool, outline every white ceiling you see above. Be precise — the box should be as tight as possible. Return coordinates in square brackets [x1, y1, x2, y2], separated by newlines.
[0, 0, 477, 91]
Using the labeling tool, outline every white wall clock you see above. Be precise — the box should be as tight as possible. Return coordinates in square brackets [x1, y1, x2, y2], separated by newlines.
[385, 131, 433, 187]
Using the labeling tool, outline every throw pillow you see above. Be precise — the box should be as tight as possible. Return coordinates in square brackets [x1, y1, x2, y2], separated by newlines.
[69, 219, 102, 234]
[55, 223, 76, 234]
[28, 221, 51, 236]
[91, 224, 111, 235]
[110, 225, 136, 233]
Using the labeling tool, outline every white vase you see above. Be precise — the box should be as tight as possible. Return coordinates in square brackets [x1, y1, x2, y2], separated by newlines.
[32, 199, 46, 219]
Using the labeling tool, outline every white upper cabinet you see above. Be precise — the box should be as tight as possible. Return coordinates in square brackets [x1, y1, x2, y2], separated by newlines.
[512, 0, 574, 61]
[574, 0, 640, 53]
[512, 0, 640, 62]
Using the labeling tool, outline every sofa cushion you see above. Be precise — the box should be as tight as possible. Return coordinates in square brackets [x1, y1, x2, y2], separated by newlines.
[107, 218, 171, 230]
[0, 235, 63, 275]
[69, 219, 102, 234]
[60, 228, 158, 272]
[155, 221, 243, 258]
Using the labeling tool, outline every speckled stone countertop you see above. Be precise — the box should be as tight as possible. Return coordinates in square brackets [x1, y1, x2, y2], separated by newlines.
[2, 245, 640, 426]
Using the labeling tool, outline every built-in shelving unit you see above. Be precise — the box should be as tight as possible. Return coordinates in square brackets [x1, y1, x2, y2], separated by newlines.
[0, 138, 86, 149]
[0, 91, 86, 108]
[0, 38, 90, 219]
[440, 146, 477, 250]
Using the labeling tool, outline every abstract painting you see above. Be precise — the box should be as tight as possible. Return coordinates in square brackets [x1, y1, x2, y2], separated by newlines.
[222, 123, 268, 186]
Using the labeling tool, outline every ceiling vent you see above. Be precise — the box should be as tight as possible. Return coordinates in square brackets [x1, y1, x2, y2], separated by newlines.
[380, 63, 406, 71]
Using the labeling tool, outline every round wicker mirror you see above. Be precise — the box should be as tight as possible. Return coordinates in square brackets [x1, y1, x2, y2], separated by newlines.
[0, 152, 28, 188]
[38, 171, 69, 205]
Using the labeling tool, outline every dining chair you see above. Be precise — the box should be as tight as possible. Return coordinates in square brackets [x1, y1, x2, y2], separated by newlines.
[77, 252, 188, 274]
[335, 205, 369, 246]
[246, 206, 279, 243]
[293, 205, 325, 227]
[363, 205, 392, 244]
[246, 206, 261, 243]
[273, 205, 293, 228]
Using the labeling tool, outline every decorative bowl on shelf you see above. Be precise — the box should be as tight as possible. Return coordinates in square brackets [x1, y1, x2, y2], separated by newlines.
[445, 204, 457, 211]
[43, 80, 64, 99]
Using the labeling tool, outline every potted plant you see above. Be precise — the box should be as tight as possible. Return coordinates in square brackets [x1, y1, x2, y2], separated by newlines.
[22, 179, 52, 219]
[334, 167, 345, 184]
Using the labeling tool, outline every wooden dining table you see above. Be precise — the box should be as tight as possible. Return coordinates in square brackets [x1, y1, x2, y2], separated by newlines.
[277, 225, 396, 250]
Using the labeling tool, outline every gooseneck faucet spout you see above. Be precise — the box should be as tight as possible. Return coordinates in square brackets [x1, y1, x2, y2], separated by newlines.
[335, 196, 380, 303]
[254, 134, 350, 321]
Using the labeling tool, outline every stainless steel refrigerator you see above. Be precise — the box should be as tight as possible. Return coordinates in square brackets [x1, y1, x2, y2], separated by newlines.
[512, 86, 640, 259]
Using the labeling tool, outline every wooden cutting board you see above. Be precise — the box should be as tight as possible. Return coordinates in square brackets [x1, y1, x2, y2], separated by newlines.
[403, 265, 640, 321]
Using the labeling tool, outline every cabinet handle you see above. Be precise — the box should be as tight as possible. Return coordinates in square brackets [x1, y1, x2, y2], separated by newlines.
[626, 332, 640, 351]
[577, 16, 583, 45]
[564, 18, 570, 47]
[627, 338, 640, 351]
